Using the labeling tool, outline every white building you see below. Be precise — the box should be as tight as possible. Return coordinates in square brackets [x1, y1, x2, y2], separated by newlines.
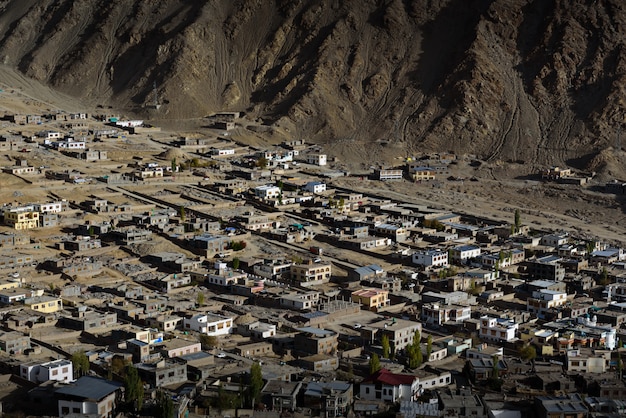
[33, 201, 65, 213]
[527, 289, 568, 318]
[303, 181, 326, 194]
[253, 261, 292, 279]
[421, 303, 471, 326]
[183, 313, 233, 336]
[450, 245, 481, 264]
[566, 349, 609, 374]
[21, 359, 73, 384]
[249, 322, 277, 339]
[360, 369, 419, 402]
[279, 291, 320, 310]
[306, 154, 327, 166]
[412, 249, 448, 268]
[540, 233, 569, 248]
[39, 131, 62, 140]
[115, 120, 144, 127]
[205, 269, 247, 287]
[479, 316, 518, 343]
[254, 185, 281, 199]
[212, 148, 235, 156]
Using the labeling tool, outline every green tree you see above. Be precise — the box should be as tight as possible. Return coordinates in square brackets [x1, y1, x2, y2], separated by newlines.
[249, 362, 264, 407]
[381, 335, 390, 359]
[217, 383, 239, 410]
[369, 353, 381, 374]
[256, 157, 268, 169]
[492, 355, 500, 378]
[155, 389, 174, 418]
[338, 197, 345, 211]
[408, 330, 423, 368]
[426, 335, 433, 360]
[230, 240, 247, 251]
[197, 292, 205, 306]
[71, 351, 90, 378]
[232, 257, 240, 270]
[586, 241, 596, 256]
[199, 335, 217, 350]
[598, 267, 610, 285]
[179, 205, 186, 222]
[519, 344, 537, 362]
[171, 158, 177, 173]
[347, 360, 354, 380]
[514, 209, 521, 232]
[124, 365, 144, 412]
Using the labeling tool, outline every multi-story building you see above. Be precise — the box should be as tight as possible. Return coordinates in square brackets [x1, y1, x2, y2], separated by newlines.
[279, 291, 320, 311]
[372, 223, 409, 242]
[449, 245, 481, 264]
[363, 318, 422, 352]
[21, 359, 73, 384]
[527, 289, 568, 318]
[0, 232, 30, 248]
[408, 166, 437, 181]
[421, 303, 471, 326]
[374, 168, 403, 181]
[351, 288, 390, 311]
[304, 381, 353, 418]
[0, 330, 30, 354]
[183, 313, 233, 336]
[254, 185, 281, 199]
[566, 349, 609, 374]
[145, 315, 183, 332]
[294, 327, 338, 356]
[261, 380, 302, 412]
[306, 154, 327, 166]
[360, 369, 419, 402]
[526, 256, 566, 281]
[3, 206, 39, 230]
[56, 376, 123, 417]
[135, 359, 187, 388]
[540, 232, 569, 248]
[303, 181, 326, 194]
[479, 316, 518, 343]
[290, 261, 332, 286]
[33, 201, 65, 213]
[190, 234, 230, 255]
[412, 249, 448, 269]
[253, 260, 292, 279]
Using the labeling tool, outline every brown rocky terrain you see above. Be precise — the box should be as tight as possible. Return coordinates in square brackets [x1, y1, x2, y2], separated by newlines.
[0, 0, 625, 171]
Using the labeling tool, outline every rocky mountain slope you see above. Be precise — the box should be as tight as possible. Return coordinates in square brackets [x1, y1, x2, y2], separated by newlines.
[0, 0, 625, 168]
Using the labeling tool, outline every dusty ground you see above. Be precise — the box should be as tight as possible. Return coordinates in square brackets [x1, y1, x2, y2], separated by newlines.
[333, 159, 626, 246]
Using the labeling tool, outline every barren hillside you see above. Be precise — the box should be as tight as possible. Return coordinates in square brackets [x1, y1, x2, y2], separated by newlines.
[0, 0, 625, 168]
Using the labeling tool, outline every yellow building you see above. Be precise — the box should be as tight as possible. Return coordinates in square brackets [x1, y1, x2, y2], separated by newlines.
[4, 209, 39, 230]
[290, 261, 332, 285]
[24, 295, 63, 313]
[351, 288, 390, 311]
[0, 280, 20, 291]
